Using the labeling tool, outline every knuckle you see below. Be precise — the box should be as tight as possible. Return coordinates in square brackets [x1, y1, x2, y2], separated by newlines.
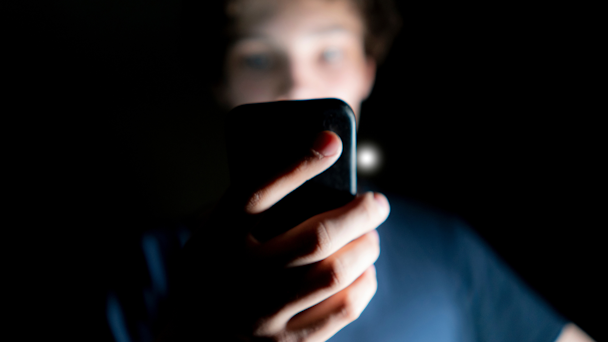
[245, 189, 265, 213]
[362, 267, 378, 301]
[368, 270, 378, 293]
[309, 221, 332, 258]
[325, 257, 347, 290]
[292, 160, 307, 177]
[338, 292, 361, 322]
[358, 192, 378, 222]
[293, 156, 315, 178]
[366, 234, 381, 260]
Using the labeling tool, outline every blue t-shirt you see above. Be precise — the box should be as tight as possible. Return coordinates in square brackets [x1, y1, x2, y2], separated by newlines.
[105, 192, 567, 342]
[327, 193, 566, 342]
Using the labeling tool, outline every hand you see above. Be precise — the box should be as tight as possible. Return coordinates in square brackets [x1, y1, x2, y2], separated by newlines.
[171, 131, 390, 342]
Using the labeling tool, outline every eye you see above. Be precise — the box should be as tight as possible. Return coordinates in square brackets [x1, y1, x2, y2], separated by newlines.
[242, 54, 273, 70]
[321, 47, 343, 64]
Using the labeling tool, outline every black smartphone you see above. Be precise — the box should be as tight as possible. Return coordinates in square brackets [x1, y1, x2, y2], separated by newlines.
[225, 98, 357, 243]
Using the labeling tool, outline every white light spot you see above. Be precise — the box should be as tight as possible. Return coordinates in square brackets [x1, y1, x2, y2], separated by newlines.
[360, 149, 376, 167]
[357, 141, 382, 176]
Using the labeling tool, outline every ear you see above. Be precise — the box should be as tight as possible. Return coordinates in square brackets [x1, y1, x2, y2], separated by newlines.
[360, 57, 377, 100]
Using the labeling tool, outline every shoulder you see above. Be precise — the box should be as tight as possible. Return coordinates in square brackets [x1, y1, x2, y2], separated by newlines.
[372, 191, 568, 342]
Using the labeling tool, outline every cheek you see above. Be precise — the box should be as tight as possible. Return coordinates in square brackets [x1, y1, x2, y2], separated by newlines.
[226, 74, 278, 107]
[319, 61, 367, 100]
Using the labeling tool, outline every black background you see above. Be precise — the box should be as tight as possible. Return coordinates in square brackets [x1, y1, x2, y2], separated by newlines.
[11, 1, 603, 340]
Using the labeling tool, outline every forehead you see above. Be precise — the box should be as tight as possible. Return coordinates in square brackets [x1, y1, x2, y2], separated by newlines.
[228, 0, 364, 41]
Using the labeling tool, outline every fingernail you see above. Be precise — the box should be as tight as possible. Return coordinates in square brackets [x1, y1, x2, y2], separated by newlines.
[312, 131, 339, 157]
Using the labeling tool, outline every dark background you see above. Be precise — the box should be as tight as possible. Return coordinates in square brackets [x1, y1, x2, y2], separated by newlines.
[13, 1, 603, 340]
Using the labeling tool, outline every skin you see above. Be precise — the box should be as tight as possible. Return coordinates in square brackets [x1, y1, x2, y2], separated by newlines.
[166, 0, 595, 341]
[169, 1, 386, 341]
[557, 324, 596, 342]
[217, 0, 376, 123]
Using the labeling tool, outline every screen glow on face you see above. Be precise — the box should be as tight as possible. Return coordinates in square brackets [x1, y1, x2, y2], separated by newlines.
[220, 0, 375, 121]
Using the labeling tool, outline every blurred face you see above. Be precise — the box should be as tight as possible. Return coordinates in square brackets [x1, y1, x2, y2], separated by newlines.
[218, 0, 376, 122]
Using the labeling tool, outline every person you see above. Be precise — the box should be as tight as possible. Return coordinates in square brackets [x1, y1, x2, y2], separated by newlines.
[105, 0, 596, 341]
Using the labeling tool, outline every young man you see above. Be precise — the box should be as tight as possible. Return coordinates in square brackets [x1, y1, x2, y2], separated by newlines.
[109, 1, 594, 341]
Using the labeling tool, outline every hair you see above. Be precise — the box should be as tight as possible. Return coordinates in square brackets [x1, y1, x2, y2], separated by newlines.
[180, 0, 402, 88]
[351, 0, 402, 65]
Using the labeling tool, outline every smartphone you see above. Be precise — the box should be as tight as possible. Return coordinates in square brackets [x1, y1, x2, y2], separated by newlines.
[225, 98, 357, 243]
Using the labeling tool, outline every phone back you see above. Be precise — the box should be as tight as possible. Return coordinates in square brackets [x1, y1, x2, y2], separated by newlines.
[226, 98, 357, 242]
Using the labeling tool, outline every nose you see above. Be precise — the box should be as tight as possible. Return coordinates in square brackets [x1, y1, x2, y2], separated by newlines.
[275, 58, 317, 101]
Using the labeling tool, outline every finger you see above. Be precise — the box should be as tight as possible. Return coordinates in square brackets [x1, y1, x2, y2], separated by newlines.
[244, 130, 342, 215]
[253, 191, 389, 267]
[279, 229, 380, 321]
[285, 265, 378, 342]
